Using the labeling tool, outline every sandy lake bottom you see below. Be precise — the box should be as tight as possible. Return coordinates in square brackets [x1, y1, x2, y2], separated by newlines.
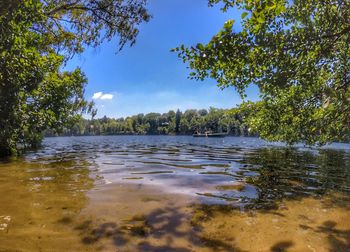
[0, 136, 349, 251]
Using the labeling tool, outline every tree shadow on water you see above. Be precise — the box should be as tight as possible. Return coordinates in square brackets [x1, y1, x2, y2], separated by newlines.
[238, 148, 350, 212]
[316, 221, 350, 251]
[298, 220, 350, 252]
[74, 205, 243, 251]
[270, 241, 294, 252]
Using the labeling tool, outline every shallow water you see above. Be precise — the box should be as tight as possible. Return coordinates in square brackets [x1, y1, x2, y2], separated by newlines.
[0, 136, 349, 251]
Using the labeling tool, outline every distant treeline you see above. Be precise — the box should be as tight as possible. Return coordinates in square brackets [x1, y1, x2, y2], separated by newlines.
[46, 108, 256, 137]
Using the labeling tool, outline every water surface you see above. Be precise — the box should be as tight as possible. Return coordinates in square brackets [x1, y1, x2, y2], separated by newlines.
[0, 136, 349, 251]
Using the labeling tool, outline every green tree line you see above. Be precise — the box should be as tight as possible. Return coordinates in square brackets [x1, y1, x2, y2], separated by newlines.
[46, 108, 255, 136]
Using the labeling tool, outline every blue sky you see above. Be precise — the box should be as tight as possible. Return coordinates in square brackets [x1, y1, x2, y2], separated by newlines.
[66, 0, 260, 118]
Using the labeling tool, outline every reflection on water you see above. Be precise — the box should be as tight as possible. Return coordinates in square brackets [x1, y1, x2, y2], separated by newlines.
[0, 136, 349, 251]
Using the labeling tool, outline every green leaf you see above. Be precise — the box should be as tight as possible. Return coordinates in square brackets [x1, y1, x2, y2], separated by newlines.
[241, 12, 248, 19]
[223, 19, 234, 30]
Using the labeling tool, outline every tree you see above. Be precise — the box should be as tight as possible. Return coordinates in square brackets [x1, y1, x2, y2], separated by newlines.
[0, 0, 150, 156]
[174, 0, 350, 145]
[175, 109, 182, 134]
[179, 117, 190, 134]
[198, 109, 208, 117]
[144, 113, 161, 134]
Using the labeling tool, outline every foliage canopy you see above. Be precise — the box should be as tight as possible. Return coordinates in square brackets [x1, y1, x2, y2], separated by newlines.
[174, 0, 350, 145]
[0, 0, 149, 156]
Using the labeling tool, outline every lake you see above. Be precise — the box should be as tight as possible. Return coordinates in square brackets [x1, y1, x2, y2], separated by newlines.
[0, 136, 349, 251]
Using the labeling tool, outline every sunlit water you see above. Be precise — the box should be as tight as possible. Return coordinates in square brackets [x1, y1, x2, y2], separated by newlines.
[0, 136, 349, 251]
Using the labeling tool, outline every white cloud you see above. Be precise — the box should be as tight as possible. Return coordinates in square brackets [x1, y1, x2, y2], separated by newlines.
[92, 92, 103, 99]
[92, 92, 113, 100]
[88, 84, 260, 119]
[100, 94, 114, 100]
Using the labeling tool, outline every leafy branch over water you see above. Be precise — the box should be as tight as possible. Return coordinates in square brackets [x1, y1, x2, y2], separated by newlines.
[174, 0, 350, 145]
[0, 0, 150, 156]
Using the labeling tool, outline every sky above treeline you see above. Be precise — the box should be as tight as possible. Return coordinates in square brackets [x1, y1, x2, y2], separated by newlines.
[66, 0, 260, 118]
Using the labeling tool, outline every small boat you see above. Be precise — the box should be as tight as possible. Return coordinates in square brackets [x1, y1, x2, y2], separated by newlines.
[193, 131, 227, 138]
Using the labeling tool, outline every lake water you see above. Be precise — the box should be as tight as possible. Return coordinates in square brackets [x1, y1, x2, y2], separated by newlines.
[0, 136, 349, 251]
